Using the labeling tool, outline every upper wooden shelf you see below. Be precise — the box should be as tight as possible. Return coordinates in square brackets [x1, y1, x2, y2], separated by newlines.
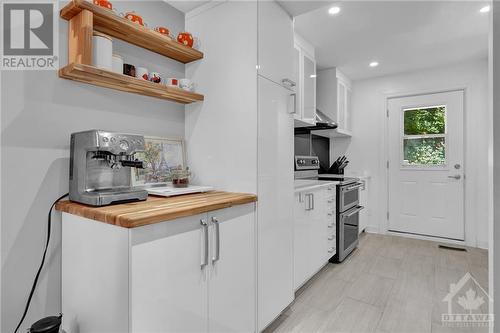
[60, 0, 204, 64]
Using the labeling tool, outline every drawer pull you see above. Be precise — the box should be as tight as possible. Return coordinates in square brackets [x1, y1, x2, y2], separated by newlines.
[328, 235, 334, 240]
[328, 224, 334, 228]
[328, 247, 335, 253]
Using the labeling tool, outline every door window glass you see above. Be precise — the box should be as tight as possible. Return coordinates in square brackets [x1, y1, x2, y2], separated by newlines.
[402, 106, 446, 166]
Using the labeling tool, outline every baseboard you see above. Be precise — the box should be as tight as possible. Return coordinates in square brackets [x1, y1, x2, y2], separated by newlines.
[477, 240, 489, 250]
[364, 226, 380, 234]
[385, 230, 468, 246]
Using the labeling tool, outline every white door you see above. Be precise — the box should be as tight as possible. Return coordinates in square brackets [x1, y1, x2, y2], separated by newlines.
[208, 205, 256, 333]
[388, 90, 464, 240]
[131, 214, 209, 332]
[257, 0, 294, 86]
[258, 76, 294, 330]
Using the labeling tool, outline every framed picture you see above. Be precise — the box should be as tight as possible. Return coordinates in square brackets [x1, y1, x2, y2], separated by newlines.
[131, 136, 186, 186]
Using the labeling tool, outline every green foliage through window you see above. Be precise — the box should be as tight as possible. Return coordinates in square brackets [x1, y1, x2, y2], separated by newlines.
[404, 106, 445, 135]
[402, 106, 446, 166]
[403, 138, 445, 165]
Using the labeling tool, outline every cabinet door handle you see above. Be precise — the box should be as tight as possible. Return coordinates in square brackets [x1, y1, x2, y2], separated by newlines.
[328, 235, 334, 240]
[328, 247, 335, 254]
[289, 93, 297, 114]
[211, 217, 220, 263]
[306, 193, 314, 211]
[200, 219, 209, 268]
[282, 78, 296, 87]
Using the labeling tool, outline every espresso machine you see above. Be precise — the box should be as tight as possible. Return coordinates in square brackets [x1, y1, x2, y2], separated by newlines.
[69, 130, 148, 206]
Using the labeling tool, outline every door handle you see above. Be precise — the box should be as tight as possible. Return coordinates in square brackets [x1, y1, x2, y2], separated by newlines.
[211, 217, 220, 264]
[311, 193, 315, 210]
[342, 206, 364, 219]
[289, 93, 297, 114]
[200, 219, 209, 268]
[448, 175, 462, 180]
[305, 194, 313, 211]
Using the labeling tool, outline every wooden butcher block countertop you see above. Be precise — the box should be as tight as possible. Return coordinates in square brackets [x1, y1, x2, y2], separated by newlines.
[55, 191, 257, 228]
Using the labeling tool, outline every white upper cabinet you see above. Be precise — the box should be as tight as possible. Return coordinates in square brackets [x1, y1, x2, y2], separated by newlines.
[317, 68, 352, 137]
[258, 0, 294, 88]
[303, 53, 316, 122]
[294, 34, 317, 125]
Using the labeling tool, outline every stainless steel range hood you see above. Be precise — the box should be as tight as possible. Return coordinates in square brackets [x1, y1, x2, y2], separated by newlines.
[295, 109, 338, 134]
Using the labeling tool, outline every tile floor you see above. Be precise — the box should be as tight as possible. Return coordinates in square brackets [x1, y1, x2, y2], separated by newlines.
[265, 233, 489, 333]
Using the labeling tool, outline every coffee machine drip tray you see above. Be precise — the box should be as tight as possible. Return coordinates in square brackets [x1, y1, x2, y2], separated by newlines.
[80, 188, 148, 206]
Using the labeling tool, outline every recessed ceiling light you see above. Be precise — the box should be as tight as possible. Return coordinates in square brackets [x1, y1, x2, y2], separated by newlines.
[328, 6, 341, 15]
[480, 5, 490, 13]
[369, 61, 379, 68]
[310, 74, 317, 78]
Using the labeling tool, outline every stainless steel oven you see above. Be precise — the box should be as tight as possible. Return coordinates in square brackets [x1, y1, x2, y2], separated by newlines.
[334, 181, 364, 262]
[339, 182, 363, 212]
[337, 205, 364, 262]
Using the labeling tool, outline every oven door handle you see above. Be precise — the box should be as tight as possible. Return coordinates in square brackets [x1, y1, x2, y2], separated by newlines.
[343, 205, 364, 219]
[342, 183, 363, 192]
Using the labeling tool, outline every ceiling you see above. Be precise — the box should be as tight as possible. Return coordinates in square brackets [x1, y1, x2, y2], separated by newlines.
[166, 1, 210, 13]
[294, 1, 490, 80]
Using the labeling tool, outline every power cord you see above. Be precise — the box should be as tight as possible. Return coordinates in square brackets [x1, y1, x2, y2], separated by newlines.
[14, 193, 69, 333]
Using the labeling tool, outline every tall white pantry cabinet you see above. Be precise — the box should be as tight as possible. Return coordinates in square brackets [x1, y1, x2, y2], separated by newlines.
[186, 1, 295, 332]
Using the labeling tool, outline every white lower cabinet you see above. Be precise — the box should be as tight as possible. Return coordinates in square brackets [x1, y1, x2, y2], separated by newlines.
[62, 204, 256, 333]
[293, 185, 336, 290]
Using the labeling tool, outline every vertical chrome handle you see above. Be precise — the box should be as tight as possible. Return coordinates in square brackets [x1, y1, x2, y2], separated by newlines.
[200, 219, 209, 268]
[212, 217, 220, 263]
[305, 194, 312, 211]
[289, 93, 297, 114]
[311, 193, 315, 210]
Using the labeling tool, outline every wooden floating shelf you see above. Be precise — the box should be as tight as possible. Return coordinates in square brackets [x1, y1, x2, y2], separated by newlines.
[59, 63, 204, 104]
[60, 0, 203, 64]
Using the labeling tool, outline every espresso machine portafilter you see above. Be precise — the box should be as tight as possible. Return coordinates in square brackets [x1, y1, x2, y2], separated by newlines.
[69, 130, 148, 206]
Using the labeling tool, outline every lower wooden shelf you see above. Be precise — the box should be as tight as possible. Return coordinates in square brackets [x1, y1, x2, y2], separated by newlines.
[59, 63, 204, 104]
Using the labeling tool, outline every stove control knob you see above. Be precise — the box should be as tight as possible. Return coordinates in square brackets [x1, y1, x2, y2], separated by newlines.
[119, 140, 129, 151]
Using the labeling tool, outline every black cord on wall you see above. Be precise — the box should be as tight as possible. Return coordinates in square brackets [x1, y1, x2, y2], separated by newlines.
[14, 193, 69, 333]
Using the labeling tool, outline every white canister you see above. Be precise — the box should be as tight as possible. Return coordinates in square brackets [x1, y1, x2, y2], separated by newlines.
[136, 67, 149, 81]
[112, 54, 123, 74]
[92, 31, 113, 71]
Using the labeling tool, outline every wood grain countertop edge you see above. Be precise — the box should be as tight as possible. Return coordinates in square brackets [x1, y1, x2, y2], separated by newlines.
[55, 191, 257, 228]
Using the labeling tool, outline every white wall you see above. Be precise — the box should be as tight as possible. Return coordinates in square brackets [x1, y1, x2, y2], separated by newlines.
[336, 59, 489, 248]
[1, 2, 186, 331]
[491, 1, 499, 325]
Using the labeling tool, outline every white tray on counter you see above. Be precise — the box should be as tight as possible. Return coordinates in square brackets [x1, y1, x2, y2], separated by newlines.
[146, 185, 214, 197]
